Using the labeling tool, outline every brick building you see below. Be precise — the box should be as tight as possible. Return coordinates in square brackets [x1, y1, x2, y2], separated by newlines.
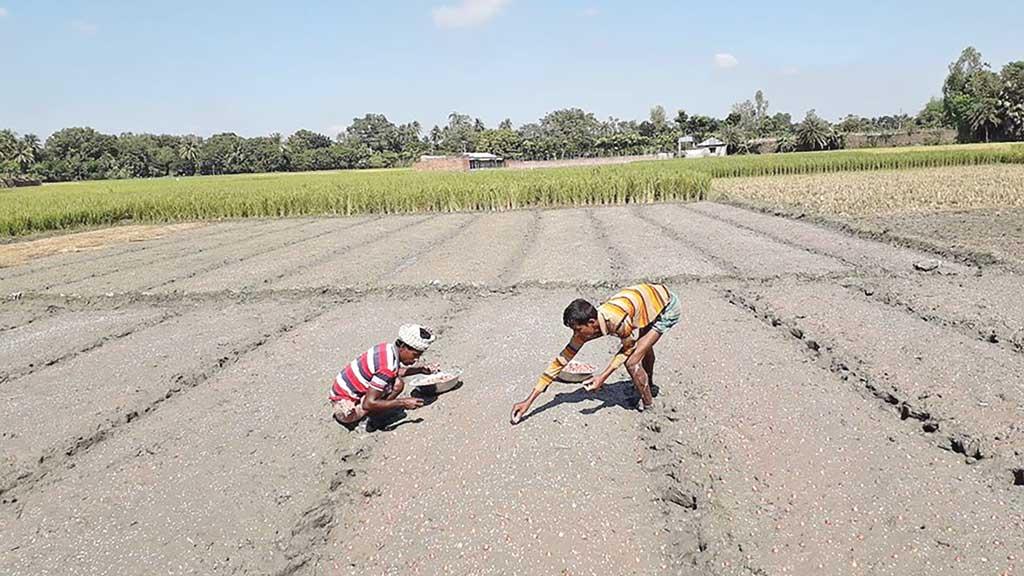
[413, 152, 504, 172]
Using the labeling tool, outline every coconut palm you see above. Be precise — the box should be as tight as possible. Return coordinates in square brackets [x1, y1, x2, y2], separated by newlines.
[22, 134, 41, 154]
[0, 129, 17, 161]
[178, 137, 201, 175]
[13, 142, 36, 170]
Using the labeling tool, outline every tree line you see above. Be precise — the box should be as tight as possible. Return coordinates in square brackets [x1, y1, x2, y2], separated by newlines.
[2, 46, 1021, 184]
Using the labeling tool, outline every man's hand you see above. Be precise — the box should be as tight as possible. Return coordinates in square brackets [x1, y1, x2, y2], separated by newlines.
[584, 374, 607, 392]
[400, 397, 425, 410]
[510, 401, 530, 425]
[424, 363, 441, 374]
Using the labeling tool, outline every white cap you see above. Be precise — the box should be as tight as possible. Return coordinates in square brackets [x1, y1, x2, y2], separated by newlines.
[398, 324, 435, 352]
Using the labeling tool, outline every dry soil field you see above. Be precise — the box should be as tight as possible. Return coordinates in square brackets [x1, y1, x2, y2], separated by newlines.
[1, 199, 1023, 575]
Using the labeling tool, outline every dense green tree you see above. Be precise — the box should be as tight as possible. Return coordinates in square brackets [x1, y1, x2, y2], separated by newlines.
[762, 113, 793, 136]
[332, 142, 372, 169]
[683, 115, 720, 141]
[916, 98, 948, 128]
[673, 109, 689, 133]
[535, 108, 602, 158]
[942, 46, 1010, 142]
[836, 115, 871, 133]
[754, 90, 769, 124]
[1000, 61, 1024, 139]
[43, 127, 118, 180]
[395, 122, 426, 160]
[438, 111, 478, 153]
[649, 105, 668, 131]
[286, 129, 331, 153]
[199, 133, 244, 175]
[343, 114, 400, 153]
[242, 134, 289, 173]
[477, 129, 522, 158]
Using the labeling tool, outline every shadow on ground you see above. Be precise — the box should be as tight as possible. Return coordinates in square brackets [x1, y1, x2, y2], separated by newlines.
[523, 379, 661, 423]
[333, 382, 467, 433]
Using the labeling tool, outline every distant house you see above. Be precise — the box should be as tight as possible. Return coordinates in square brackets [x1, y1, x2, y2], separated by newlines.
[677, 135, 695, 156]
[463, 152, 504, 170]
[696, 137, 727, 157]
[413, 152, 505, 172]
[682, 137, 728, 159]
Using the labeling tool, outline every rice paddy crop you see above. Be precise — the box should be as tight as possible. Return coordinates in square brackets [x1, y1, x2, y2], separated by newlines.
[709, 164, 1024, 217]
[0, 163, 711, 237]
[681, 143, 1024, 178]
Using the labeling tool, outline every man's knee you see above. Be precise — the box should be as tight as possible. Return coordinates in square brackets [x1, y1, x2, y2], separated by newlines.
[625, 356, 644, 373]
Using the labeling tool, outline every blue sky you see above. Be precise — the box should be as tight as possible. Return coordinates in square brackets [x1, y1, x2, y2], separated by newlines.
[2, 0, 1022, 138]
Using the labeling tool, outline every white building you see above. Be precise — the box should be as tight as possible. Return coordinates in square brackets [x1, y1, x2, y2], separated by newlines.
[681, 137, 728, 158]
[677, 135, 695, 156]
[679, 136, 729, 157]
[697, 137, 727, 156]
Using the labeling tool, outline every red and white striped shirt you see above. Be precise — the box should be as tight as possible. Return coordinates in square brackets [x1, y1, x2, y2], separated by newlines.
[330, 342, 400, 402]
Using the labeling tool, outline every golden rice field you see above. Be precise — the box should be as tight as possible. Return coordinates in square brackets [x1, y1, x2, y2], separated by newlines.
[2, 143, 1023, 237]
[709, 164, 1024, 217]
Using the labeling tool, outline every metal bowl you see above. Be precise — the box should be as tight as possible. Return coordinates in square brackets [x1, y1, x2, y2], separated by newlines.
[556, 362, 595, 383]
[408, 369, 463, 395]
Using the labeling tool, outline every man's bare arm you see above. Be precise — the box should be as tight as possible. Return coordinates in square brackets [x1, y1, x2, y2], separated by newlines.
[363, 386, 422, 413]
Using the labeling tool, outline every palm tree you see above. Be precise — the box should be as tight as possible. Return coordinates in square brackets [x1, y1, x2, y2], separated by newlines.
[797, 110, 834, 151]
[22, 134, 41, 154]
[0, 129, 17, 161]
[968, 98, 1002, 142]
[716, 125, 747, 155]
[13, 143, 36, 171]
[428, 126, 442, 153]
[776, 133, 797, 153]
[447, 111, 470, 130]
[178, 137, 201, 175]
[9, 134, 40, 170]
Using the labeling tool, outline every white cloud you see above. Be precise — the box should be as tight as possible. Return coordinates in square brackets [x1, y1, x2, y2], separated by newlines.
[781, 66, 800, 77]
[71, 19, 98, 35]
[0, 7, 8, 17]
[432, 0, 510, 29]
[713, 53, 739, 69]
[581, 7, 600, 17]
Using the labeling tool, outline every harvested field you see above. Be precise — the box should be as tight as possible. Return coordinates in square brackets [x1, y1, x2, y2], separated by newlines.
[1, 200, 1022, 576]
[0, 223, 205, 268]
[712, 164, 1024, 270]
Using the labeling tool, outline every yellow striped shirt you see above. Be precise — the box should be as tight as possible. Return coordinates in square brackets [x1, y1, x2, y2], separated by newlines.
[534, 283, 671, 392]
